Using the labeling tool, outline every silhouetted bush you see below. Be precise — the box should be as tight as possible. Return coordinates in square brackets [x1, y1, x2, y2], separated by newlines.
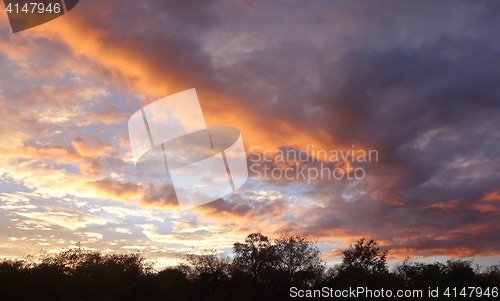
[0, 234, 498, 301]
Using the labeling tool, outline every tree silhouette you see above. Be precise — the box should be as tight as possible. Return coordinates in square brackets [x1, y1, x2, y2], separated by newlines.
[178, 249, 233, 300]
[273, 232, 325, 285]
[231, 232, 325, 300]
[233, 232, 278, 282]
[340, 237, 388, 273]
[180, 249, 231, 283]
[0, 235, 499, 301]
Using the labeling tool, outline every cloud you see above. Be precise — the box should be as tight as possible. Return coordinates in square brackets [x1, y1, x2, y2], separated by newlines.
[139, 223, 236, 250]
[85, 179, 144, 204]
[14, 206, 113, 231]
[1, 0, 500, 263]
[116, 228, 133, 235]
[99, 205, 165, 223]
[72, 137, 114, 158]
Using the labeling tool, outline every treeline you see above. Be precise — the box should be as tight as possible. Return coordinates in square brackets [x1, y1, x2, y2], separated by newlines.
[0, 233, 499, 300]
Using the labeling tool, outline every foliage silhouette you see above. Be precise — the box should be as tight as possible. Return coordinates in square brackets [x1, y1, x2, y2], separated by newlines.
[340, 237, 389, 273]
[0, 235, 498, 301]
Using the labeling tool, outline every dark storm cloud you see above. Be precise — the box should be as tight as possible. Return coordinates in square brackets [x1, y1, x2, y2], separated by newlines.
[192, 0, 500, 256]
[5, 0, 500, 257]
[119, 0, 500, 257]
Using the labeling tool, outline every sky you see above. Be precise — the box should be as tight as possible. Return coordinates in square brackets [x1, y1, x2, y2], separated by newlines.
[0, 0, 499, 269]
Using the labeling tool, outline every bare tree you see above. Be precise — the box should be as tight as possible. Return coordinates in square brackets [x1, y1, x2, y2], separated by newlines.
[179, 249, 232, 283]
[233, 233, 278, 281]
[340, 237, 388, 273]
[233, 232, 325, 287]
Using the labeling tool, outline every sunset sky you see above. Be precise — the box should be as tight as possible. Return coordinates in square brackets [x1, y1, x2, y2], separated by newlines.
[1, 0, 499, 269]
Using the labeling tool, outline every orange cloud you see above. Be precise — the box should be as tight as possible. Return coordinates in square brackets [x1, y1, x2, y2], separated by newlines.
[85, 179, 143, 204]
[72, 138, 114, 158]
[17, 3, 360, 161]
[480, 190, 500, 202]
